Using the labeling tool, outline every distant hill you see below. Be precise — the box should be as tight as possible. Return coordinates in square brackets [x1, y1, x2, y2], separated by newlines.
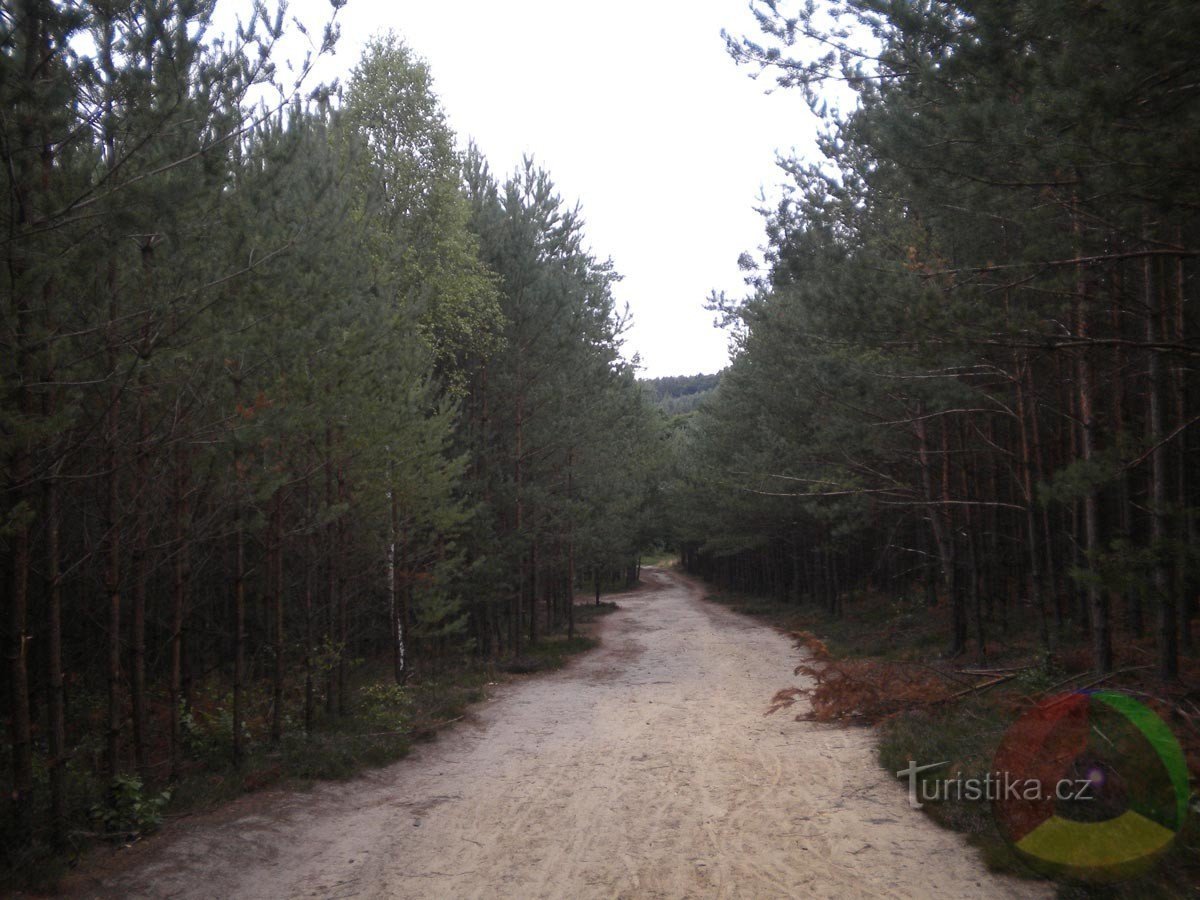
[641, 372, 722, 416]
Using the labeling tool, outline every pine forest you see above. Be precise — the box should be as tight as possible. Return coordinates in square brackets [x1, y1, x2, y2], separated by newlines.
[4, 1, 1200, 893]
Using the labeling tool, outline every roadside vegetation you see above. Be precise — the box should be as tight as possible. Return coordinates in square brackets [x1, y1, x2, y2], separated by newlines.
[703, 585, 1200, 897]
[668, 4, 1200, 890]
[0, 2, 663, 888]
[6, 601, 619, 892]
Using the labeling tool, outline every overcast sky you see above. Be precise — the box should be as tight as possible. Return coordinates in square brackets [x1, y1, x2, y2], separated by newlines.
[278, 0, 820, 377]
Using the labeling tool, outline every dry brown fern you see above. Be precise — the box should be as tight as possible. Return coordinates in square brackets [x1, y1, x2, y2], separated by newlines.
[766, 656, 955, 723]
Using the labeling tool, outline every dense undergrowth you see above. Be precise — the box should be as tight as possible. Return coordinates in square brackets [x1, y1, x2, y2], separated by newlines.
[704, 587, 1200, 898]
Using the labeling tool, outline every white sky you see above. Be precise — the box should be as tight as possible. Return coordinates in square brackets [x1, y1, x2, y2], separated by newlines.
[276, 0, 821, 378]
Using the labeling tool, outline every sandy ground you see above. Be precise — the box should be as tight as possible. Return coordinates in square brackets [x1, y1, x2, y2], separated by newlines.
[62, 568, 1045, 899]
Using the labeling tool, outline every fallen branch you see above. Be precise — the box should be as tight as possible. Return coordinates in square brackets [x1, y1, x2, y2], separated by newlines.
[945, 673, 1016, 701]
[958, 665, 1033, 676]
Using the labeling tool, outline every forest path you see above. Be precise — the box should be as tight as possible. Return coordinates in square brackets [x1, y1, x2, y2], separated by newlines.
[67, 568, 1042, 899]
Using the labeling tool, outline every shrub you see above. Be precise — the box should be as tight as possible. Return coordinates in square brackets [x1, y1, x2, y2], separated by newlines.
[89, 775, 172, 840]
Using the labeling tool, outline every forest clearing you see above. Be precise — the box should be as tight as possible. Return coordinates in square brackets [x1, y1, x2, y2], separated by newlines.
[56, 570, 1039, 900]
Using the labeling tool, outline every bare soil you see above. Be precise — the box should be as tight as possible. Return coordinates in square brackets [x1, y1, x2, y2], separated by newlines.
[61, 568, 1044, 899]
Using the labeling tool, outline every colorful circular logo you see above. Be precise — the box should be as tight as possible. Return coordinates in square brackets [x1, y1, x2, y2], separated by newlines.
[993, 690, 1189, 882]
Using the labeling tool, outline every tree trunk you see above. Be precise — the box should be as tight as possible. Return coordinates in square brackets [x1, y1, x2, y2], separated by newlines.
[233, 492, 246, 765]
[567, 449, 576, 640]
[336, 464, 348, 715]
[940, 420, 966, 654]
[324, 427, 338, 716]
[1076, 256, 1111, 673]
[390, 488, 407, 684]
[5, 2, 46, 846]
[169, 446, 190, 779]
[1015, 364, 1050, 652]
[513, 390, 525, 657]
[304, 482, 315, 736]
[915, 409, 952, 608]
[529, 538, 539, 645]
[104, 272, 123, 781]
[270, 489, 284, 745]
[1146, 248, 1176, 678]
[1172, 249, 1192, 653]
[1027, 370, 1061, 634]
[957, 429, 987, 662]
[45, 440, 66, 846]
[131, 383, 149, 780]
[7, 427, 33, 844]
[1109, 286, 1141, 637]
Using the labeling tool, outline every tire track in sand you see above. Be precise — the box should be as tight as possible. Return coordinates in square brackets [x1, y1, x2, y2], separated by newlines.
[65, 568, 1047, 899]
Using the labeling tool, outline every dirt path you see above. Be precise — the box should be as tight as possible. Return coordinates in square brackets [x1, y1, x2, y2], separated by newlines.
[66, 568, 1042, 899]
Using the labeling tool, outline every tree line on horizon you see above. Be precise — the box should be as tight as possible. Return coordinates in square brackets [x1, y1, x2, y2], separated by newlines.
[1, 2, 663, 853]
[641, 372, 722, 416]
[672, 0, 1199, 680]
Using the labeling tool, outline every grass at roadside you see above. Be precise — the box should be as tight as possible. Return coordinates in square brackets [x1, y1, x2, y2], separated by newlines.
[575, 600, 620, 623]
[500, 603, 620, 674]
[161, 665, 493, 822]
[703, 586, 1200, 899]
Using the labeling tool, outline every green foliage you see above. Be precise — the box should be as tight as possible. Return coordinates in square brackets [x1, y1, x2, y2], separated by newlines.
[572, 601, 620, 624]
[341, 32, 502, 381]
[89, 776, 172, 841]
[456, 148, 663, 649]
[1039, 447, 1126, 506]
[672, 0, 1200, 675]
[641, 372, 722, 416]
[358, 683, 414, 732]
[0, 0, 655, 882]
[501, 636, 598, 674]
[180, 698, 252, 768]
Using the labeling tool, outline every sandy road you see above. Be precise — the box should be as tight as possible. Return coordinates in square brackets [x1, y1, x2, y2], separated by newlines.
[67, 568, 1043, 899]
